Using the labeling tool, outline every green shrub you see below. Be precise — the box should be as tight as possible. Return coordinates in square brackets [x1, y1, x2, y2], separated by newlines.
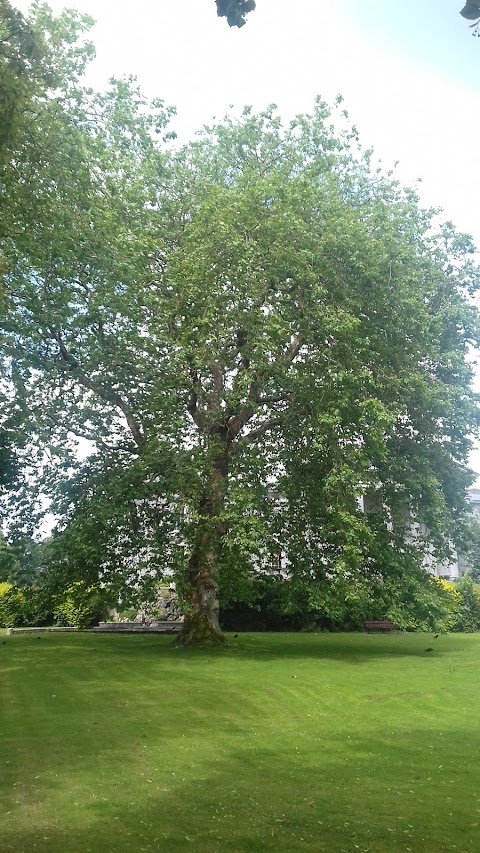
[0, 583, 25, 627]
[0, 580, 109, 629]
[386, 577, 460, 634]
[453, 575, 480, 632]
[0, 583, 55, 627]
[53, 582, 108, 628]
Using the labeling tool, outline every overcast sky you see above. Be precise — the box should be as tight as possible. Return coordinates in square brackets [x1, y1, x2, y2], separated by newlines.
[16, 0, 480, 476]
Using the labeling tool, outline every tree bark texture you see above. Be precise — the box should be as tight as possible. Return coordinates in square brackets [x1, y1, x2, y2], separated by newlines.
[177, 438, 229, 645]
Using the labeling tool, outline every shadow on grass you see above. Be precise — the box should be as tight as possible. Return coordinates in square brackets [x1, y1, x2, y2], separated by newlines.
[2, 724, 479, 853]
[210, 632, 459, 662]
[138, 632, 467, 665]
[1, 630, 460, 663]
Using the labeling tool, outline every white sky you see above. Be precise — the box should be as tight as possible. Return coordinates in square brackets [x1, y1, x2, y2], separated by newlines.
[16, 0, 480, 478]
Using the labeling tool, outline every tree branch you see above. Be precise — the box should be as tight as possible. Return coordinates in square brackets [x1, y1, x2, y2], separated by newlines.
[283, 334, 303, 363]
[240, 417, 283, 444]
[226, 334, 301, 440]
[185, 357, 208, 431]
[43, 411, 134, 456]
[51, 329, 146, 449]
[209, 358, 225, 400]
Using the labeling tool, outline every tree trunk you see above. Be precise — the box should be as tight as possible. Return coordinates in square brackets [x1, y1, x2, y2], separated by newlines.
[177, 437, 229, 645]
[176, 548, 225, 645]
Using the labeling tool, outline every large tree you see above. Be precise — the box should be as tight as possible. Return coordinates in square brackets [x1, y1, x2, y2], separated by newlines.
[3, 8, 480, 643]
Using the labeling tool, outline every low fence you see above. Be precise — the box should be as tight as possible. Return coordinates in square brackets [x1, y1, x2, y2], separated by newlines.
[5, 621, 183, 635]
[6, 626, 79, 635]
[93, 621, 183, 633]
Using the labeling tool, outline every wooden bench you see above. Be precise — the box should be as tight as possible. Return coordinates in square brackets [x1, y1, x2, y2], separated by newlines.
[364, 620, 396, 633]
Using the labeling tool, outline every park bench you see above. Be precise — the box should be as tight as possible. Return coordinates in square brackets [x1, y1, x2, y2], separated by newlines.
[364, 619, 396, 633]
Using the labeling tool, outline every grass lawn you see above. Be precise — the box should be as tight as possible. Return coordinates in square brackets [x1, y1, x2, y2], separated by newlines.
[1, 631, 480, 853]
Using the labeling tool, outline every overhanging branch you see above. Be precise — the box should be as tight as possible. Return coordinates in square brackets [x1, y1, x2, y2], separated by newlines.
[50, 329, 146, 449]
[240, 417, 283, 444]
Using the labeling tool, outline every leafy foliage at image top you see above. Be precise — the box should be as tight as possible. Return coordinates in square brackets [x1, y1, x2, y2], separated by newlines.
[216, 0, 256, 28]
[213, 1, 480, 35]
[460, 2, 480, 35]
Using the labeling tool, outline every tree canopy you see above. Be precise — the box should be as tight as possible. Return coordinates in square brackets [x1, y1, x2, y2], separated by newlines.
[2, 5, 480, 643]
